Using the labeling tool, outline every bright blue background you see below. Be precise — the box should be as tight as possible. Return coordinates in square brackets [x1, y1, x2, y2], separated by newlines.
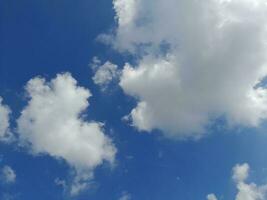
[1, 1, 267, 199]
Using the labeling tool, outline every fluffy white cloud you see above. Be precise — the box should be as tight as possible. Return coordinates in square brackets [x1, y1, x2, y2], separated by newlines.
[0, 97, 11, 140]
[92, 58, 120, 89]
[233, 163, 250, 183]
[1, 165, 16, 184]
[17, 73, 117, 195]
[210, 163, 267, 200]
[107, 0, 267, 138]
[207, 193, 218, 200]
[233, 163, 267, 200]
[113, 0, 138, 27]
[235, 182, 267, 200]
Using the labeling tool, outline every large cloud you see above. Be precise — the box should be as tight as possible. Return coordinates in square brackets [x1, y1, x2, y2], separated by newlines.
[17, 73, 117, 195]
[0, 97, 11, 140]
[107, 0, 267, 138]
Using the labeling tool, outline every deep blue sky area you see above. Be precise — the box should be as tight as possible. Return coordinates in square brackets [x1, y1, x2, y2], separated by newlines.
[1, 1, 267, 200]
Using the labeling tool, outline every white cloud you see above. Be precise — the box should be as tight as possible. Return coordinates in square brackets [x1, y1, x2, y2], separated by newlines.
[233, 163, 250, 183]
[1, 165, 16, 184]
[107, 0, 267, 138]
[118, 191, 132, 200]
[92, 59, 120, 89]
[207, 193, 218, 200]
[233, 163, 267, 200]
[17, 73, 117, 195]
[235, 182, 267, 200]
[69, 171, 93, 196]
[113, 0, 138, 27]
[209, 163, 267, 200]
[54, 178, 67, 190]
[0, 97, 11, 140]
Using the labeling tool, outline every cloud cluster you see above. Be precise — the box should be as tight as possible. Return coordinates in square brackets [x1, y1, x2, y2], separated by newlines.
[109, 0, 267, 138]
[0, 97, 11, 140]
[209, 163, 267, 200]
[17, 73, 117, 195]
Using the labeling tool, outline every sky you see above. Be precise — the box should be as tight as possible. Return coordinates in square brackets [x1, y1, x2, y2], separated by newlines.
[1, 0, 267, 200]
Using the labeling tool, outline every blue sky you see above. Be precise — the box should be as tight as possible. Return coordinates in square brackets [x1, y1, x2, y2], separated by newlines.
[1, 0, 267, 200]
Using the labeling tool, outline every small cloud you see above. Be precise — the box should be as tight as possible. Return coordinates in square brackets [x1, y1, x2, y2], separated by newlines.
[0, 97, 13, 142]
[70, 171, 93, 196]
[54, 178, 67, 190]
[91, 57, 120, 91]
[232, 163, 249, 183]
[1, 165, 16, 184]
[90, 56, 101, 71]
[119, 191, 132, 200]
[206, 193, 218, 200]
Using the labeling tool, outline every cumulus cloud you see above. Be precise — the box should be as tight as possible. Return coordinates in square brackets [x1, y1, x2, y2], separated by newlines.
[107, 0, 267, 138]
[233, 163, 267, 200]
[17, 73, 117, 195]
[0, 97, 11, 140]
[233, 163, 250, 183]
[207, 193, 218, 200]
[91, 58, 120, 90]
[210, 163, 267, 200]
[113, 0, 138, 27]
[1, 165, 16, 184]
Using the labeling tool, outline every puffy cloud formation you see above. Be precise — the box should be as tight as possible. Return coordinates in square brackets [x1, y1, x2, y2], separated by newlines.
[206, 193, 218, 200]
[113, 0, 137, 27]
[233, 163, 250, 182]
[109, 0, 267, 138]
[1, 165, 16, 184]
[0, 97, 11, 140]
[233, 163, 267, 200]
[17, 73, 117, 195]
[210, 163, 267, 200]
[92, 57, 120, 90]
